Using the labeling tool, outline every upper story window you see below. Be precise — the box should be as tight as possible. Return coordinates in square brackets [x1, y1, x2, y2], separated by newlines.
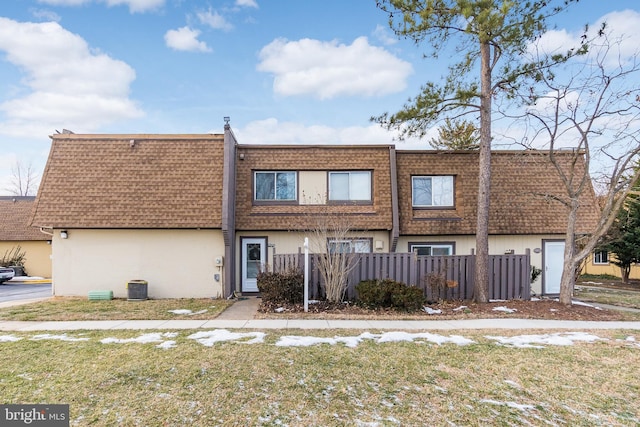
[412, 176, 454, 208]
[593, 250, 609, 265]
[254, 171, 296, 201]
[329, 171, 371, 202]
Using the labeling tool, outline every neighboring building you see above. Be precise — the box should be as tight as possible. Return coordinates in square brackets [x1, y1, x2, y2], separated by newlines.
[581, 249, 640, 280]
[31, 125, 600, 298]
[0, 196, 52, 278]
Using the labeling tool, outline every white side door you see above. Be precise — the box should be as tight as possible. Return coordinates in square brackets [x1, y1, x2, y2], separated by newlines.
[241, 238, 266, 293]
[543, 240, 565, 295]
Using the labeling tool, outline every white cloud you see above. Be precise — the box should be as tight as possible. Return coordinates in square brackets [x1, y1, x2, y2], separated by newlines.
[236, 0, 258, 8]
[38, 0, 165, 13]
[529, 9, 640, 66]
[164, 26, 212, 52]
[31, 8, 62, 22]
[373, 24, 398, 46]
[236, 118, 430, 148]
[197, 9, 234, 31]
[257, 36, 413, 99]
[104, 0, 165, 13]
[0, 18, 143, 138]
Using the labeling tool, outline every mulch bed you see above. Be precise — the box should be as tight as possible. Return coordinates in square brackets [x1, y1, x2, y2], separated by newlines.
[258, 298, 636, 321]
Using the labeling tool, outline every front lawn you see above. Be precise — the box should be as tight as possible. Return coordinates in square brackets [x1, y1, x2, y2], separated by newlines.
[0, 297, 233, 321]
[1, 328, 639, 426]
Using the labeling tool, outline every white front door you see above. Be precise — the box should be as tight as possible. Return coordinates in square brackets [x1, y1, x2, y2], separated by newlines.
[543, 240, 565, 295]
[241, 238, 266, 293]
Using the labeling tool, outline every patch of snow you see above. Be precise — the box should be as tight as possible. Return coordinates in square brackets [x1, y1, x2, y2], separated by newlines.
[378, 331, 474, 346]
[309, 300, 320, 304]
[480, 399, 535, 412]
[580, 281, 603, 285]
[100, 332, 177, 345]
[276, 331, 474, 347]
[570, 300, 602, 310]
[168, 309, 208, 315]
[0, 335, 22, 342]
[423, 306, 442, 314]
[274, 307, 285, 313]
[188, 329, 266, 346]
[492, 306, 517, 313]
[157, 341, 176, 350]
[486, 332, 605, 348]
[31, 334, 89, 342]
[530, 297, 541, 301]
[453, 305, 468, 311]
[504, 380, 521, 388]
[489, 299, 507, 302]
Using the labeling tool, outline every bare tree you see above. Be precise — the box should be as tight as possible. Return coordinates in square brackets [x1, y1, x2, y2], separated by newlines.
[305, 207, 364, 303]
[516, 34, 640, 305]
[7, 160, 39, 196]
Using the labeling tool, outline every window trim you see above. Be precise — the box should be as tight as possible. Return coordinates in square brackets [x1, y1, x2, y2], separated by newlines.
[408, 242, 456, 256]
[593, 250, 609, 265]
[411, 175, 455, 209]
[253, 171, 298, 204]
[328, 171, 373, 203]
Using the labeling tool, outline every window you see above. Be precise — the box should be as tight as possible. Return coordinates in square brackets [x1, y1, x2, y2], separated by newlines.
[593, 250, 609, 265]
[254, 172, 296, 201]
[410, 243, 454, 256]
[328, 239, 372, 254]
[412, 176, 454, 207]
[329, 171, 371, 201]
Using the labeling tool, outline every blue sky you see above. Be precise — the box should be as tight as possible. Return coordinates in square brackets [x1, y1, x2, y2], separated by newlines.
[0, 0, 639, 194]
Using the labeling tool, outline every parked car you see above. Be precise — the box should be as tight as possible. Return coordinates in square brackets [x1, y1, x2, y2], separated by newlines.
[0, 266, 15, 284]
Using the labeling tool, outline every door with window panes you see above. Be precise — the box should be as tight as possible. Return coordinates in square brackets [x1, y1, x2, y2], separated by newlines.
[241, 238, 266, 292]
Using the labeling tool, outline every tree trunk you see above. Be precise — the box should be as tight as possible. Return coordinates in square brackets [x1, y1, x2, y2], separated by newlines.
[474, 40, 492, 303]
[621, 266, 630, 285]
[559, 199, 579, 305]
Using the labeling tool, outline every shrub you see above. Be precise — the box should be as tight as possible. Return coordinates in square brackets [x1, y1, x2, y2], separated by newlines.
[257, 269, 304, 304]
[355, 279, 425, 311]
[0, 246, 27, 267]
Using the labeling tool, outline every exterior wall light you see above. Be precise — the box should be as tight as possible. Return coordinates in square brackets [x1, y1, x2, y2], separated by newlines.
[60, 230, 68, 239]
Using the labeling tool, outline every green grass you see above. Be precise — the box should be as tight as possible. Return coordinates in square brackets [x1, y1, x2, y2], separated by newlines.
[0, 328, 639, 426]
[575, 286, 640, 310]
[0, 298, 233, 321]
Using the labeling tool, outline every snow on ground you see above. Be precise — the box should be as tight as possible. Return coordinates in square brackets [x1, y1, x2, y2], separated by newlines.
[423, 306, 442, 314]
[100, 332, 178, 345]
[492, 306, 517, 313]
[486, 332, 605, 348]
[168, 309, 208, 315]
[569, 300, 603, 310]
[30, 333, 89, 342]
[480, 399, 536, 412]
[2, 330, 638, 350]
[276, 331, 475, 347]
[188, 329, 266, 346]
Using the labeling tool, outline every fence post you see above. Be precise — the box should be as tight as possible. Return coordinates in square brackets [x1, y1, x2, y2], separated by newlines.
[304, 237, 309, 312]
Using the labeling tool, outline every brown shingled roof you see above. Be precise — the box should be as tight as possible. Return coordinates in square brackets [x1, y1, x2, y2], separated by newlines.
[31, 134, 224, 228]
[397, 150, 600, 235]
[0, 197, 48, 240]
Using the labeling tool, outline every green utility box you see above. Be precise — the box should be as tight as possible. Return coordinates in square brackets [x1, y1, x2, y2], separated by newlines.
[88, 290, 113, 301]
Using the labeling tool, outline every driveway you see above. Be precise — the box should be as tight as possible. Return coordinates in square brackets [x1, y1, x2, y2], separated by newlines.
[0, 282, 52, 306]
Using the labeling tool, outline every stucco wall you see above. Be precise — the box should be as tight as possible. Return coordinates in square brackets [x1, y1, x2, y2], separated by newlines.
[0, 241, 52, 278]
[52, 229, 224, 298]
[581, 254, 640, 279]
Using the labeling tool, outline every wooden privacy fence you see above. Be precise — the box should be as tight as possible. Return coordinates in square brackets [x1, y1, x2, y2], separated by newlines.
[272, 252, 531, 301]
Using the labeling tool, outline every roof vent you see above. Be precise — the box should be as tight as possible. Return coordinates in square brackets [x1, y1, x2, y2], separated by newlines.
[129, 139, 136, 148]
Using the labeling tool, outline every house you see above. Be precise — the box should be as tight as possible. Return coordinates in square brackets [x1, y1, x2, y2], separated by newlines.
[581, 249, 640, 280]
[31, 124, 600, 299]
[0, 196, 52, 278]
